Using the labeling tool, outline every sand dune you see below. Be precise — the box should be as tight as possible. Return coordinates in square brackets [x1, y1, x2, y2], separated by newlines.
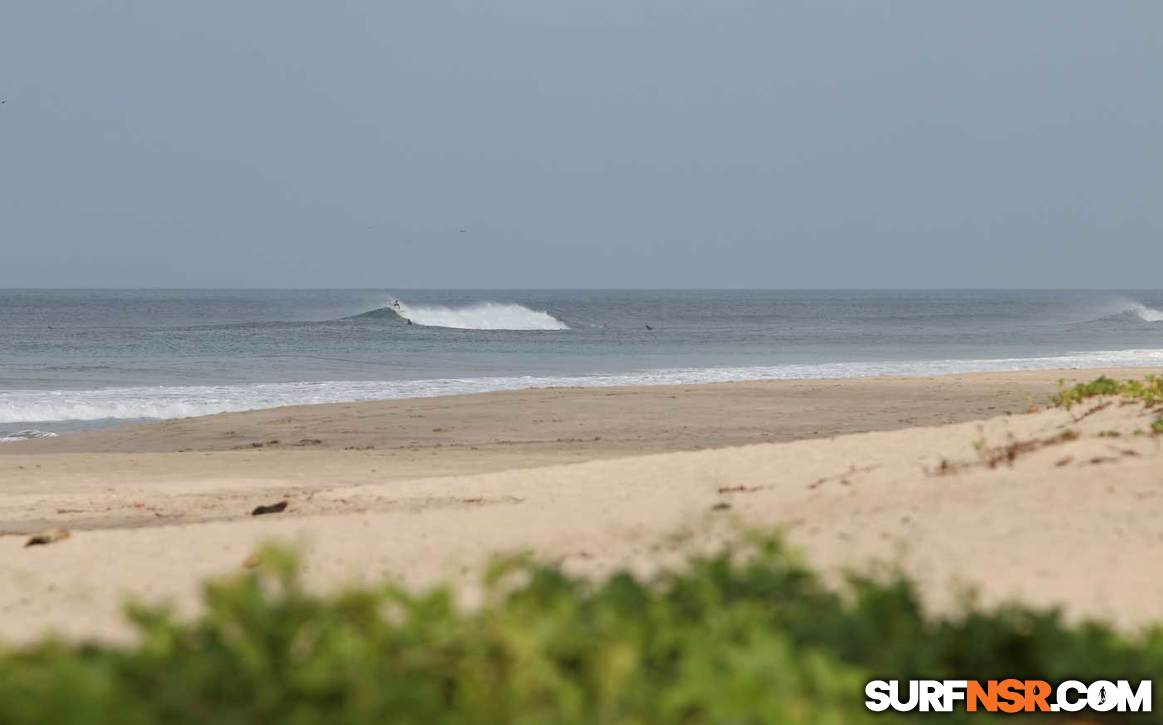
[0, 368, 1160, 643]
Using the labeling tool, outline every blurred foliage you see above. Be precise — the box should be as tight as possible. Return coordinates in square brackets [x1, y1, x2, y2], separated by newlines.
[1, 535, 1161, 723]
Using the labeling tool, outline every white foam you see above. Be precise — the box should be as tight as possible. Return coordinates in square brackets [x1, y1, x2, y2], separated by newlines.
[2, 347, 1162, 425]
[1097, 297, 1163, 323]
[390, 300, 568, 330]
[1129, 302, 1163, 322]
[0, 429, 60, 442]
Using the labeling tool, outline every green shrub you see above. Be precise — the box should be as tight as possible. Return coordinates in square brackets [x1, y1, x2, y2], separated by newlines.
[1052, 373, 1163, 435]
[1052, 374, 1163, 409]
[0, 536, 1160, 723]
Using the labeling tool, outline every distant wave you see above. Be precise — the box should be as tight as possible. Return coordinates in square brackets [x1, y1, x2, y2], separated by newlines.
[1089, 298, 1163, 324]
[4, 347, 1163, 428]
[0, 429, 59, 442]
[1127, 302, 1163, 322]
[380, 299, 569, 330]
[178, 320, 318, 332]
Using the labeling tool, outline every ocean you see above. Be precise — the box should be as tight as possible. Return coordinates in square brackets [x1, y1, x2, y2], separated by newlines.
[2, 289, 1161, 440]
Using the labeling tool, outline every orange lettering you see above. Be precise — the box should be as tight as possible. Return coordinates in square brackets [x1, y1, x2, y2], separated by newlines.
[997, 678, 1025, 714]
[967, 680, 997, 712]
[1024, 680, 1052, 712]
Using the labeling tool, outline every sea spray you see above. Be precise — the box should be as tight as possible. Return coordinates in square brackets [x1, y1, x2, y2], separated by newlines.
[390, 300, 569, 330]
[1091, 298, 1163, 323]
[1128, 302, 1163, 322]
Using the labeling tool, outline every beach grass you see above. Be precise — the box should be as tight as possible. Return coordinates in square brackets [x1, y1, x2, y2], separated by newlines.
[1052, 374, 1163, 434]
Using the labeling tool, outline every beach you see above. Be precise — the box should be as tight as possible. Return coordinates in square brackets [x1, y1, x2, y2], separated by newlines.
[1, 367, 1161, 643]
[6, 4, 1161, 715]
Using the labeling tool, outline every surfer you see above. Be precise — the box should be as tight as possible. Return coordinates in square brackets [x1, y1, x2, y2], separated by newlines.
[392, 299, 401, 309]
[645, 324, 653, 330]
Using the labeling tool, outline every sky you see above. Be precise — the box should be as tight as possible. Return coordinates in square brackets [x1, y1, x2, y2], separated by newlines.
[1, 1, 1160, 289]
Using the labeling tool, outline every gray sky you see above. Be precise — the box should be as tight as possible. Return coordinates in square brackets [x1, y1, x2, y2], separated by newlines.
[2, 1, 1160, 288]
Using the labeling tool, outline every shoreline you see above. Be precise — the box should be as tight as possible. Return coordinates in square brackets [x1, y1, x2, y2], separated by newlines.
[5, 351, 1163, 438]
[0, 367, 1160, 643]
[5, 366, 1159, 456]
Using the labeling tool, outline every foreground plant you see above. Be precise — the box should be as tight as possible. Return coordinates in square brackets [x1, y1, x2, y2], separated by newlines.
[1, 536, 1161, 723]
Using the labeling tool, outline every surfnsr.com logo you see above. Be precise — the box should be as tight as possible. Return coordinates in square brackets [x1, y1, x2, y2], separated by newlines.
[865, 679, 1152, 714]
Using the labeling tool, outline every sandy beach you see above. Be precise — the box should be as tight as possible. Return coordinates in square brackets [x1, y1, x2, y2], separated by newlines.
[1, 367, 1160, 644]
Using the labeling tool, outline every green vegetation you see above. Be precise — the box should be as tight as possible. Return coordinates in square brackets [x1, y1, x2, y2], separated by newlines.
[1052, 374, 1163, 435]
[2, 536, 1162, 724]
[1051, 374, 1163, 409]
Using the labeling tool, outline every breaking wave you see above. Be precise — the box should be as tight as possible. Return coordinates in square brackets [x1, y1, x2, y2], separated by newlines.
[385, 300, 569, 330]
[1126, 302, 1163, 323]
[4, 347, 1163, 428]
[0, 429, 59, 442]
[1090, 298, 1163, 324]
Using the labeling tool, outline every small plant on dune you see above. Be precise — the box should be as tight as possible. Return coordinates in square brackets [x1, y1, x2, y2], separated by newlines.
[1052, 376, 1121, 407]
[1052, 375, 1163, 409]
[1053, 374, 1163, 434]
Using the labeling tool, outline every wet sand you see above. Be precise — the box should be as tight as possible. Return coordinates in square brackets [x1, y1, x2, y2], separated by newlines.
[0, 367, 1159, 643]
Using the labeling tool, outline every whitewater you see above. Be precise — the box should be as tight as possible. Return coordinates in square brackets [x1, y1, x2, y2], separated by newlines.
[4, 346, 1163, 427]
[388, 300, 568, 330]
[1128, 302, 1163, 323]
[1088, 297, 1163, 323]
[2, 289, 1161, 434]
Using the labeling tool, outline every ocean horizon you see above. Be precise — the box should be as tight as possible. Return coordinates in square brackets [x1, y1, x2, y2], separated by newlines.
[2, 288, 1161, 439]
